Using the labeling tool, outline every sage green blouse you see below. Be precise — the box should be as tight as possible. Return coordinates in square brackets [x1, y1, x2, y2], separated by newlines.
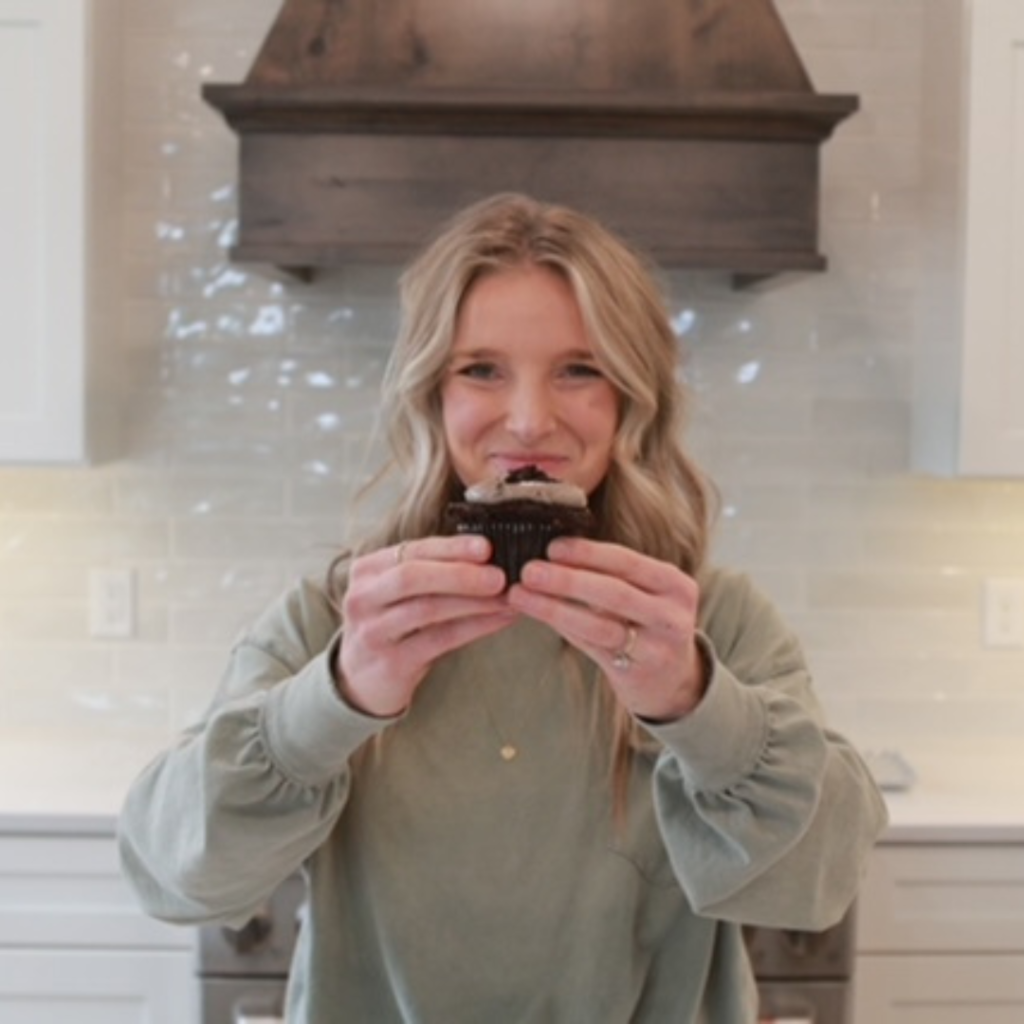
[118, 567, 887, 1023]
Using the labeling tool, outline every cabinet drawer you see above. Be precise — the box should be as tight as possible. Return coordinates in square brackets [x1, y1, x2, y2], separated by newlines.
[855, 954, 1024, 1024]
[0, 948, 196, 1024]
[0, 836, 192, 950]
[858, 844, 1024, 953]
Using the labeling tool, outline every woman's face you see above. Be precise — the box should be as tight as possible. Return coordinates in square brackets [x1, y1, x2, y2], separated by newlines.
[441, 264, 620, 492]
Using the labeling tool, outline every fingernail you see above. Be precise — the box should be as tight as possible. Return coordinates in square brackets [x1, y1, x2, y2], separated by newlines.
[546, 539, 567, 558]
[521, 560, 546, 585]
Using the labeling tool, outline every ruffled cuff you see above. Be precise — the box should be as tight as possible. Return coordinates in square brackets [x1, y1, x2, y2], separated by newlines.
[638, 632, 770, 794]
[261, 629, 401, 787]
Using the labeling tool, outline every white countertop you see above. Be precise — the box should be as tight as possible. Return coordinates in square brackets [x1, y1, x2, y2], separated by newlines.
[869, 740, 1024, 843]
[1, 730, 1022, 842]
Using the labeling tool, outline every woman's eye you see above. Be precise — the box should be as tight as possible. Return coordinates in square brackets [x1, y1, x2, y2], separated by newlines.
[455, 361, 500, 381]
[561, 362, 604, 380]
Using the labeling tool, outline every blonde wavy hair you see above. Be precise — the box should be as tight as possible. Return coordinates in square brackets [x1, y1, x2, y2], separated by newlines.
[329, 192, 716, 805]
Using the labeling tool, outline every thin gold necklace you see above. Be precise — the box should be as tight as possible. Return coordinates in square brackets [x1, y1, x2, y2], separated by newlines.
[477, 665, 551, 762]
[480, 696, 522, 761]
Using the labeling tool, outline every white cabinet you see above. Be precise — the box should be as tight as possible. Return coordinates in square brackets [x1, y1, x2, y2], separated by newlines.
[0, 951, 196, 1024]
[854, 843, 1024, 1023]
[0, 833, 197, 1023]
[912, 0, 1024, 477]
[0, 0, 121, 464]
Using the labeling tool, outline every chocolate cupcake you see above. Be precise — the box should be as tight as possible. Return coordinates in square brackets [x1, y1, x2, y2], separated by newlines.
[445, 465, 595, 585]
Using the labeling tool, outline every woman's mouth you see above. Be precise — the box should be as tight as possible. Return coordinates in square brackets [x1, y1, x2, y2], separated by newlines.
[492, 455, 569, 479]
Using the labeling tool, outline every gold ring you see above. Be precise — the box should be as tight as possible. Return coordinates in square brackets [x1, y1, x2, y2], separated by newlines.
[611, 625, 638, 670]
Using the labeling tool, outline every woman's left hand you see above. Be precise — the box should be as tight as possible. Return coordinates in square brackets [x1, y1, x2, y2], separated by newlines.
[506, 537, 707, 722]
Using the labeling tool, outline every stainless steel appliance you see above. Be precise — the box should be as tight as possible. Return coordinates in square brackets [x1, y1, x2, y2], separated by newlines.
[746, 908, 856, 1023]
[197, 873, 305, 1024]
[197, 877, 855, 1023]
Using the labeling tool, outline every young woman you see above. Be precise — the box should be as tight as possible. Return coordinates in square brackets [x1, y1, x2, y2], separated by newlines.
[119, 193, 887, 1023]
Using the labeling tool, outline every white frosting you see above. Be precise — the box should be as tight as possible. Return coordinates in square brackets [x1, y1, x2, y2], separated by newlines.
[464, 475, 587, 507]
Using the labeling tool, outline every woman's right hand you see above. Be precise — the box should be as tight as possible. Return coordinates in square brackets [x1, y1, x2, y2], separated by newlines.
[335, 535, 515, 718]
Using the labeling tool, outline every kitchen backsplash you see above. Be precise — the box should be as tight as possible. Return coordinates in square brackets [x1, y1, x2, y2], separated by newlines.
[1, 0, 1022, 749]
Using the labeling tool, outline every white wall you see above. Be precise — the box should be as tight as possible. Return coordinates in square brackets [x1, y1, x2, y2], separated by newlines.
[0, 0, 1022, 750]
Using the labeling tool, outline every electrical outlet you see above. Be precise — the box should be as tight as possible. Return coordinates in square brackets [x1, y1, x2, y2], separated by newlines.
[89, 568, 136, 639]
[982, 577, 1024, 649]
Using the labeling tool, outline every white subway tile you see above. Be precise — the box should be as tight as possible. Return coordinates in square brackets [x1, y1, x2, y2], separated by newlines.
[807, 569, 978, 610]
[170, 605, 267, 647]
[0, 469, 114, 516]
[2, 0, 1022, 738]
[0, 518, 169, 563]
[115, 470, 286, 519]
[172, 518, 296, 561]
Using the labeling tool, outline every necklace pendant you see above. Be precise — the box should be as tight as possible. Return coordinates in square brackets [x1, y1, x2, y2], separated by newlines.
[500, 744, 518, 762]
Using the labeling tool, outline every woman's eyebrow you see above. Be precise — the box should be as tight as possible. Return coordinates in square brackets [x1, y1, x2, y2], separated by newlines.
[448, 346, 500, 360]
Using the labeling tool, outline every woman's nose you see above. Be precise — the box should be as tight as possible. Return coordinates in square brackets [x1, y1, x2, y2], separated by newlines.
[505, 381, 556, 440]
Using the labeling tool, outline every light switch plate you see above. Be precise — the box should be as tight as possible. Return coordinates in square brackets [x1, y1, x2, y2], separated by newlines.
[89, 567, 136, 639]
[982, 577, 1024, 648]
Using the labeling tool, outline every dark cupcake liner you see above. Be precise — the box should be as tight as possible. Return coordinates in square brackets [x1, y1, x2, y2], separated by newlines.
[445, 496, 594, 587]
[452, 519, 565, 585]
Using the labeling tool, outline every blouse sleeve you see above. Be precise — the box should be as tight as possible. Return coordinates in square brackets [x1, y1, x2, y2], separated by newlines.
[117, 579, 394, 928]
[642, 570, 888, 931]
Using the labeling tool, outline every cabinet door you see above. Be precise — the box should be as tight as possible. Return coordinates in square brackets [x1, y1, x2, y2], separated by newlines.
[855, 954, 1024, 1024]
[0, 0, 119, 464]
[914, 0, 1024, 476]
[0, 835, 193, 950]
[857, 844, 1024, 953]
[956, 0, 1024, 474]
[0, 1, 85, 461]
[0, 949, 196, 1024]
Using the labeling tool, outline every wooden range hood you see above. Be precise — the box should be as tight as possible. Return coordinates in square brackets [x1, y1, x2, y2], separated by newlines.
[203, 0, 858, 287]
